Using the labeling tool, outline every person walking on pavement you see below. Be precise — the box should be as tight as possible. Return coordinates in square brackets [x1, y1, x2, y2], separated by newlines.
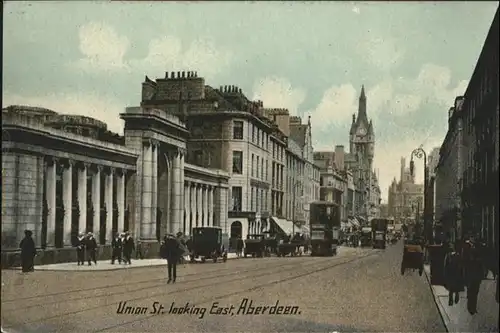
[443, 242, 464, 306]
[122, 231, 135, 264]
[85, 232, 98, 266]
[464, 242, 484, 315]
[20, 229, 37, 273]
[111, 232, 123, 264]
[161, 234, 182, 283]
[135, 240, 144, 260]
[236, 236, 244, 258]
[76, 232, 86, 265]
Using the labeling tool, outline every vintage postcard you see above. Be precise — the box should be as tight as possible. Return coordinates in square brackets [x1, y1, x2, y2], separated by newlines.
[2, 1, 499, 332]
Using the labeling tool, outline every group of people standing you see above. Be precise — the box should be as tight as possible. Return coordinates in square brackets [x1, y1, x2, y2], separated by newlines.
[443, 236, 499, 315]
[75, 231, 136, 266]
[109, 232, 136, 265]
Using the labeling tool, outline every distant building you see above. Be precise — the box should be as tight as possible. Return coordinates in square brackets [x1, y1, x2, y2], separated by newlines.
[387, 157, 424, 225]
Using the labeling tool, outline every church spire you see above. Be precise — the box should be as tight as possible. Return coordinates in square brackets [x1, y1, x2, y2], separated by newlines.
[357, 85, 368, 123]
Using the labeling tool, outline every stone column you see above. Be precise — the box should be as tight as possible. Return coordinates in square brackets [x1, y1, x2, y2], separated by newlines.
[117, 169, 126, 234]
[62, 160, 73, 246]
[45, 157, 57, 247]
[197, 184, 203, 227]
[141, 140, 153, 239]
[78, 163, 88, 235]
[180, 150, 185, 233]
[184, 182, 190, 235]
[202, 185, 209, 226]
[170, 148, 184, 234]
[190, 183, 196, 231]
[151, 141, 158, 240]
[208, 186, 214, 227]
[105, 168, 114, 244]
[92, 166, 102, 238]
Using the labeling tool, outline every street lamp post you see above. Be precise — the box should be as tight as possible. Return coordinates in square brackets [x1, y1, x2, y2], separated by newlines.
[409, 147, 429, 243]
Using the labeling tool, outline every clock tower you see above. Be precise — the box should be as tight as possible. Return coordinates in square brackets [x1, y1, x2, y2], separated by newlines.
[348, 85, 377, 220]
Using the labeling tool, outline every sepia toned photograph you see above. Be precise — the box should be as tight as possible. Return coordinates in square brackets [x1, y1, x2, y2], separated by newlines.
[1, 1, 499, 332]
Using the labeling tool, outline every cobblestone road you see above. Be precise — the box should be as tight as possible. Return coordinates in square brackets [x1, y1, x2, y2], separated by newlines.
[1, 244, 445, 332]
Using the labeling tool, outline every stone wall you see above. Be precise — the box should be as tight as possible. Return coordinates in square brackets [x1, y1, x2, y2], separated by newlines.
[2, 152, 44, 250]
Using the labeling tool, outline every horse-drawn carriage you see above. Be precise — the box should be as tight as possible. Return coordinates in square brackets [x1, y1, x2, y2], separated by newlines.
[244, 234, 267, 258]
[401, 240, 424, 276]
[277, 234, 306, 257]
[189, 227, 227, 263]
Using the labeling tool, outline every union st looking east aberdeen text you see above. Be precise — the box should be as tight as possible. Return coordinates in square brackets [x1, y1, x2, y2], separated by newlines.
[116, 298, 301, 319]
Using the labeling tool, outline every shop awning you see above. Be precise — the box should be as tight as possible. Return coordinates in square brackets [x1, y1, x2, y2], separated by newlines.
[271, 217, 297, 235]
[301, 225, 310, 235]
[348, 217, 360, 227]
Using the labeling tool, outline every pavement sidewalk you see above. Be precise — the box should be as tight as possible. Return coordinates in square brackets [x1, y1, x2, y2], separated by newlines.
[19, 253, 239, 272]
[424, 264, 499, 332]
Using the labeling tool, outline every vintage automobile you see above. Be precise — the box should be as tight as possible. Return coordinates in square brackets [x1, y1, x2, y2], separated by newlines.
[401, 240, 424, 276]
[189, 227, 227, 263]
[244, 234, 267, 258]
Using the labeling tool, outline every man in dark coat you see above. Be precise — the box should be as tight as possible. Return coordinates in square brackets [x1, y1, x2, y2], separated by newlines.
[76, 232, 86, 266]
[20, 230, 36, 272]
[464, 245, 484, 315]
[111, 232, 123, 264]
[122, 231, 135, 264]
[443, 242, 464, 306]
[85, 232, 98, 266]
[236, 236, 244, 258]
[161, 234, 181, 283]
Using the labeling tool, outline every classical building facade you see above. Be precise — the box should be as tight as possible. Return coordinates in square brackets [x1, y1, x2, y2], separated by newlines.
[460, 8, 498, 254]
[387, 157, 424, 225]
[434, 98, 465, 242]
[2, 102, 229, 266]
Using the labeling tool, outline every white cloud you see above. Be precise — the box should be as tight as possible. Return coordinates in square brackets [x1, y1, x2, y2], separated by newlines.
[308, 84, 358, 131]
[352, 6, 360, 14]
[131, 36, 233, 80]
[252, 77, 306, 116]
[2, 92, 125, 134]
[73, 22, 130, 72]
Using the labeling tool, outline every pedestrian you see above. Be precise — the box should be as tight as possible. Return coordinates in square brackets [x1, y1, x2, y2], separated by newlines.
[111, 232, 123, 264]
[19, 230, 36, 273]
[236, 236, 243, 258]
[161, 234, 182, 283]
[122, 231, 135, 264]
[443, 242, 464, 306]
[464, 245, 484, 315]
[136, 240, 144, 260]
[76, 232, 86, 265]
[85, 232, 98, 265]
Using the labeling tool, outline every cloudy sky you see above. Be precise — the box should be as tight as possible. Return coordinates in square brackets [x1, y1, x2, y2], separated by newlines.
[3, 1, 498, 201]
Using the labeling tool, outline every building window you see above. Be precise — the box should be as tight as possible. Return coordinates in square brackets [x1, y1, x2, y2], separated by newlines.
[231, 186, 242, 211]
[193, 150, 203, 166]
[233, 121, 243, 140]
[251, 154, 255, 177]
[232, 151, 243, 174]
[252, 126, 256, 143]
[261, 159, 264, 180]
[257, 130, 260, 147]
[251, 187, 254, 211]
[261, 134, 265, 147]
[256, 156, 260, 178]
[265, 160, 268, 181]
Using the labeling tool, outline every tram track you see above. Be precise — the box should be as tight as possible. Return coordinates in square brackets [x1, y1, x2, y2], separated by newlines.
[2, 256, 339, 326]
[93, 252, 378, 332]
[1, 257, 294, 304]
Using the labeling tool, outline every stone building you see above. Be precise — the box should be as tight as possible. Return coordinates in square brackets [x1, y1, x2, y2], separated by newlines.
[265, 109, 320, 235]
[460, 8, 499, 253]
[427, 147, 440, 232]
[434, 98, 465, 242]
[2, 102, 229, 266]
[387, 157, 424, 225]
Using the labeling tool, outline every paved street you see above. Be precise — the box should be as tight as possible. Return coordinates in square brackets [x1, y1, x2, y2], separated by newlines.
[2, 244, 445, 333]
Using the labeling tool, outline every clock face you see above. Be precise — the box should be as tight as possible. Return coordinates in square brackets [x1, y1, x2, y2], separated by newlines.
[358, 127, 366, 135]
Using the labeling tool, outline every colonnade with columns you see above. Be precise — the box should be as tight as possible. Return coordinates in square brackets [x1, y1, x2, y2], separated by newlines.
[184, 181, 217, 236]
[137, 139, 185, 241]
[44, 157, 127, 247]
[248, 219, 269, 235]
